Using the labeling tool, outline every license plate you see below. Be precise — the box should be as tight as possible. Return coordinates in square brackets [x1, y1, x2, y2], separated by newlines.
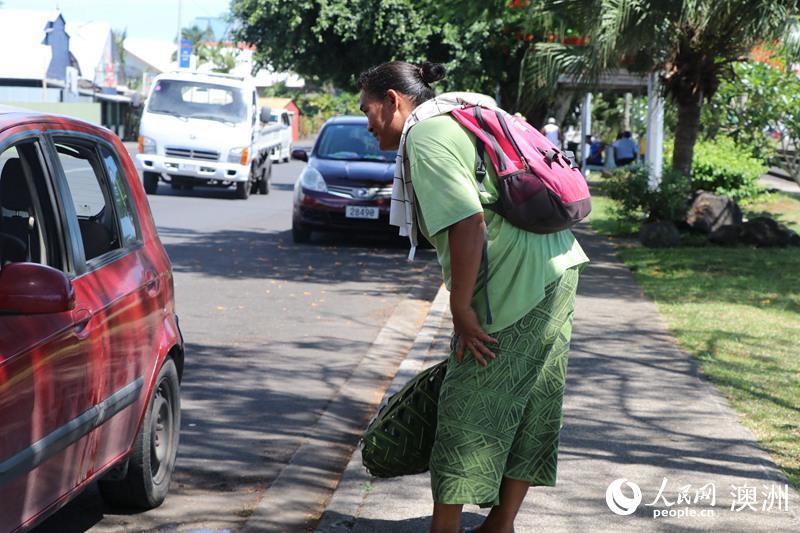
[345, 206, 379, 219]
[180, 163, 197, 172]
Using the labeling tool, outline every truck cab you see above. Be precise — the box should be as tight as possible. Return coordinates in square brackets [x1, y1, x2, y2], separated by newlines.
[136, 71, 277, 199]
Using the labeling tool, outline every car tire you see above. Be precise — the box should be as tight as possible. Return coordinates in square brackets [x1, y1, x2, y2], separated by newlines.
[236, 180, 250, 200]
[99, 358, 180, 510]
[292, 222, 311, 243]
[143, 172, 159, 195]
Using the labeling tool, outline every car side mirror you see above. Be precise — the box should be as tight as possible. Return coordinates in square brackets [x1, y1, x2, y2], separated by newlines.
[260, 107, 272, 124]
[290, 148, 308, 162]
[0, 262, 75, 314]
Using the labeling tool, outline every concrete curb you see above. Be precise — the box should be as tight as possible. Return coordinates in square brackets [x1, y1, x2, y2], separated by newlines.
[314, 285, 450, 533]
[241, 277, 445, 533]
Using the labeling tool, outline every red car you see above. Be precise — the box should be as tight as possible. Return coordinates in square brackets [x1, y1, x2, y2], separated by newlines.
[0, 105, 183, 531]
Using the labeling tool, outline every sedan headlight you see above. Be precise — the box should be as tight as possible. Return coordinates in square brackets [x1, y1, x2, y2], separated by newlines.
[299, 166, 327, 193]
[138, 136, 156, 154]
[228, 146, 249, 165]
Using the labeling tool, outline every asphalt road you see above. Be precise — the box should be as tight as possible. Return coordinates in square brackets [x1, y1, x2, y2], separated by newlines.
[33, 152, 440, 532]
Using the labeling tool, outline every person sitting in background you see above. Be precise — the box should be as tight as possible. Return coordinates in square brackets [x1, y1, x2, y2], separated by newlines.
[612, 131, 638, 166]
[585, 135, 604, 166]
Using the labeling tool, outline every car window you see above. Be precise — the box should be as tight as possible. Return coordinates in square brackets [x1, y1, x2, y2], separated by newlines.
[0, 142, 61, 269]
[100, 146, 140, 248]
[316, 124, 396, 162]
[54, 140, 121, 263]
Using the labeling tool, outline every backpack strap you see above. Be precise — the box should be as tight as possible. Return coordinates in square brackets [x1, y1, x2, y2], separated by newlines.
[474, 137, 494, 326]
[481, 226, 493, 326]
[475, 139, 487, 183]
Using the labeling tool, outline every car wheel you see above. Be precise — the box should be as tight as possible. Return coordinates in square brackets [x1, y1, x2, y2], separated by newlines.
[143, 172, 159, 195]
[236, 180, 250, 199]
[99, 358, 180, 510]
[292, 221, 311, 243]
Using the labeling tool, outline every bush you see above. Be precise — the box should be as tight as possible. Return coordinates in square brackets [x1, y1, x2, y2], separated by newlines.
[690, 137, 765, 201]
[293, 91, 362, 137]
[603, 164, 692, 223]
[663, 137, 765, 201]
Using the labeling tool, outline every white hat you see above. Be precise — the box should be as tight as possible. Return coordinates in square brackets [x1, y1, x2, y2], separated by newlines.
[547, 117, 556, 124]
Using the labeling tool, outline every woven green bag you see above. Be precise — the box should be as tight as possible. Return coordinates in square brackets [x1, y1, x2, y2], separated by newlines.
[361, 360, 448, 478]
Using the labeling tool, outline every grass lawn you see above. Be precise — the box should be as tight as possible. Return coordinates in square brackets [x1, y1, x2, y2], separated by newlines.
[587, 184, 800, 490]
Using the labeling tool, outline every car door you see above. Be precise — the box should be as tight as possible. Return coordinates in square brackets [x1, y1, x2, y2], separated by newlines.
[46, 133, 157, 479]
[0, 130, 97, 532]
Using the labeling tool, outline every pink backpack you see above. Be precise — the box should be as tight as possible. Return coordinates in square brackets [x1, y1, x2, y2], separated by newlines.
[451, 106, 591, 233]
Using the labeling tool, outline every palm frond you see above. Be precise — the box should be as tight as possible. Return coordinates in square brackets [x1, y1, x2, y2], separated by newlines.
[517, 42, 596, 112]
[781, 15, 800, 63]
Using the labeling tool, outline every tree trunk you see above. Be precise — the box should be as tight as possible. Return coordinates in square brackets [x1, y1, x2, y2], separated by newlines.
[672, 92, 703, 176]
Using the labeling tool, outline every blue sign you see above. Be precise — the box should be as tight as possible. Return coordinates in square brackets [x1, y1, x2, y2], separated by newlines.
[179, 39, 192, 68]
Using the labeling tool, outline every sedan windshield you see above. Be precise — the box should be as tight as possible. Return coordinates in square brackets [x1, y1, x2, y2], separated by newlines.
[147, 79, 246, 123]
[316, 124, 396, 162]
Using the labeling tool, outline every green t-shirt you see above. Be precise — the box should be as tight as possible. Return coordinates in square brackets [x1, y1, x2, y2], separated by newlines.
[406, 115, 590, 334]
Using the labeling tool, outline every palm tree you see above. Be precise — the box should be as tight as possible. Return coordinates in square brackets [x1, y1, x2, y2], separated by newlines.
[521, 0, 800, 176]
[112, 28, 127, 85]
[182, 24, 214, 47]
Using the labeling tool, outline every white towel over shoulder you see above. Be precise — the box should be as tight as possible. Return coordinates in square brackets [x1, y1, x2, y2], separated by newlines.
[390, 92, 497, 260]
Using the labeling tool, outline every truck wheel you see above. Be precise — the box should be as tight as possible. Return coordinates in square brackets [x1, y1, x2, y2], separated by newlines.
[236, 180, 250, 200]
[259, 163, 271, 195]
[143, 172, 159, 195]
[292, 221, 311, 243]
[99, 359, 180, 510]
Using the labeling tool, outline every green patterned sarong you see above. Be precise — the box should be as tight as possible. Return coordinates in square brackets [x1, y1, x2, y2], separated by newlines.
[430, 266, 580, 507]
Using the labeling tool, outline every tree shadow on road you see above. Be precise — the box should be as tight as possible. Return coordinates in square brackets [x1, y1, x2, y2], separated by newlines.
[159, 226, 439, 297]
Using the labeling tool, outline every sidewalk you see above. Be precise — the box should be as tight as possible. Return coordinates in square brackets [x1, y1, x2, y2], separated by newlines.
[760, 170, 800, 196]
[314, 226, 800, 532]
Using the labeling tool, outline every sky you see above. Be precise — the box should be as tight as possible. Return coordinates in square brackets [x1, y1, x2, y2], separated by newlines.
[1, 0, 232, 42]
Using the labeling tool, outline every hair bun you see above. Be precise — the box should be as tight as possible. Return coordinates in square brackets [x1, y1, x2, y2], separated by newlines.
[419, 61, 446, 85]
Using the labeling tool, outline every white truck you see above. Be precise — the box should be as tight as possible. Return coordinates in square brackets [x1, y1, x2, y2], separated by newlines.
[136, 71, 281, 199]
[266, 108, 294, 163]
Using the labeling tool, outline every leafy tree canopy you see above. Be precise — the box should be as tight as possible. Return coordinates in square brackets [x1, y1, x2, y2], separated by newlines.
[231, 0, 436, 89]
[230, 0, 566, 110]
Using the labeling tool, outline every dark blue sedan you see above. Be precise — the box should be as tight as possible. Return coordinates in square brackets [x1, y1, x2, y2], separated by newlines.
[290, 116, 397, 243]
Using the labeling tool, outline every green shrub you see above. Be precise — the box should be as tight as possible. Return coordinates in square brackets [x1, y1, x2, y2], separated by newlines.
[690, 137, 765, 201]
[664, 137, 765, 201]
[603, 165, 692, 223]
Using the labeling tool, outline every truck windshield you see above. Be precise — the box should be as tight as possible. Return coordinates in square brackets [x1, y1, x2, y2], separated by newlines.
[316, 124, 396, 162]
[147, 79, 246, 123]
